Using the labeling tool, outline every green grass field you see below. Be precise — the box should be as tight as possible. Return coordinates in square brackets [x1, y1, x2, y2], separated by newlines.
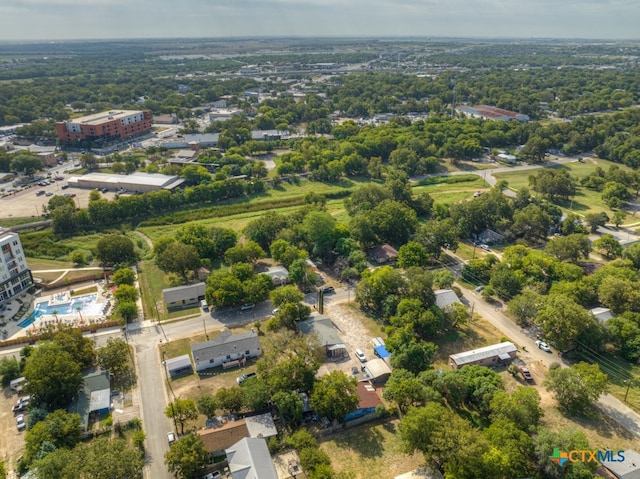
[493, 157, 635, 222]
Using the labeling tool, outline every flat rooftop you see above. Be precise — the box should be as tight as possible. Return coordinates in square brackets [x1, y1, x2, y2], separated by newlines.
[66, 110, 143, 126]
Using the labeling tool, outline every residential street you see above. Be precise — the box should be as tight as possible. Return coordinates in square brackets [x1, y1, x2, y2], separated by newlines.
[127, 325, 174, 479]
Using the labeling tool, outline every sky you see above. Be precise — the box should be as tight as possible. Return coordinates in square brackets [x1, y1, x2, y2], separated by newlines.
[1, 0, 639, 41]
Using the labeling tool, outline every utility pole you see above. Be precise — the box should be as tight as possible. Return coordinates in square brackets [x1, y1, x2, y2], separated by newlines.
[470, 302, 475, 322]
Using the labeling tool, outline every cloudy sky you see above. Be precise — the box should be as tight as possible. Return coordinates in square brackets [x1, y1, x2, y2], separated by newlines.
[0, 0, 638, 41]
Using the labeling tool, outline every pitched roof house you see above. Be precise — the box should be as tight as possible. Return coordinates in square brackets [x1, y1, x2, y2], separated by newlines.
[226, 437, 278, 479]
[191, 330, 262, 372]
[162, 282, 206, 310]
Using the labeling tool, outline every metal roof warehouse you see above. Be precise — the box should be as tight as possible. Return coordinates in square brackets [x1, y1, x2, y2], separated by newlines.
[67, 172, 184, 193]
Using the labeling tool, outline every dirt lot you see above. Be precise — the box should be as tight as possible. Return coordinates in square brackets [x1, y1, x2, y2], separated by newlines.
[0, 386, 26, 472]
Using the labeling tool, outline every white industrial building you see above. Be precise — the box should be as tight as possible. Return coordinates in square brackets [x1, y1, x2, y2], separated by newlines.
[67, 172, 184, 193]
[0, 228, 33, 306]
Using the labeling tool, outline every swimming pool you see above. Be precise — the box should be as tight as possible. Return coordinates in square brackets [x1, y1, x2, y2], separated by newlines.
[35, 293, 99, 315]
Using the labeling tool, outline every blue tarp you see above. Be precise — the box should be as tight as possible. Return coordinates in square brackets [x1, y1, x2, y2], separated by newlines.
[374, 345, 390, 359]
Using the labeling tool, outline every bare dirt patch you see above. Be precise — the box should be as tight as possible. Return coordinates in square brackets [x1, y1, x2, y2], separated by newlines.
[0, 387, 26, 472]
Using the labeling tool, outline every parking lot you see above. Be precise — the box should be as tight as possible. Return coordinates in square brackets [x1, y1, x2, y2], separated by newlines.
[0, 180, 116, 220]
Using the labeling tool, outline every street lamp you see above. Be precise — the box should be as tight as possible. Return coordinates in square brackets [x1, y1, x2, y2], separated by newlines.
[202, 314, 208, 340]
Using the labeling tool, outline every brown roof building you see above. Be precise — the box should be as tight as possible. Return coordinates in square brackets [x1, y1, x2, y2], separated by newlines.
[198, 419, 250, 455]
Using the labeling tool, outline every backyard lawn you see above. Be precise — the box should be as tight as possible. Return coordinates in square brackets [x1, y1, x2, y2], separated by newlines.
[319, 420, 425, 479]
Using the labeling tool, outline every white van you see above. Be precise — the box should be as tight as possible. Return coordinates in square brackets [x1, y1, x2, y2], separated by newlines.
[10, 377, 26, 394]
[200, 300, 209, 311]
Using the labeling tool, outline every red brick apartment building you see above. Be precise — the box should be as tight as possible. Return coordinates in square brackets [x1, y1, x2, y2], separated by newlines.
[55, 110, 152, 144]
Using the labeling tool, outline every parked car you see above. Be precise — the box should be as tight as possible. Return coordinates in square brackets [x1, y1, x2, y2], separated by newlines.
[479, 244, 491, 252]
[61, 184, 70, 189]
[535, 340, 551, 352]
[45, 191, 53, 196]
[271, 308, 280, 315]
[320, 286, 335, 294]
[200, 300, 209, 312]
[12, 396, 30, 413]
[354, 349, 367, 363]
[35, 190, 45, 196]
[16, 414, 25, 431]
[240, 303, 255, 311]
[236, 372, 257, 384]
[204, 472, 222, 479]
[167, 431, 176, 444]
[518, 365, 533, 382]
[475, 285, 485, 292]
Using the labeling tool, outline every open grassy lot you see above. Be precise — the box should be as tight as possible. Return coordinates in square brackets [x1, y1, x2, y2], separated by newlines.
[413, 175, 489, 205]
[319, 420, 424, 479]
[432, 315, 510, 371]
[137, 259, 168, 320]
[493, 157, 634, 221]
[26, 257, 74, 270]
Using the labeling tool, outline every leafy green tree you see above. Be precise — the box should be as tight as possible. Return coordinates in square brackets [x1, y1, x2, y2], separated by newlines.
[536, 294, 596, 351]
[545, 234, 591, 262]
[115, 301, 138, 322]
[509, 204, 552, 241]
[0, 356, 20, 387]
[367, 199, 418, 247]
[344, 183, 392, 216]
[112, 267, 135, 286]
[114, 284, 139, 303]
[490, 387, 543, 432]
[309, 370, 359, 422]
[175, 223, 216, 259]
[489, 264, 523, 301]
[96, 234, 137, 265]
[97, 338, 132, 384]
[389, 339, 438, 375]
[241, 378, 271, 411]
[383, 369, 429, 414]
[584, 211, 609, 233]
[196, 395, 218, 419]
[215, 387, 245, 414]
[24, 410, 82, 465]
[31, 447, 81, 479]
[165, 434, 210, 479]
[483, 419, 535, 479]
[528, 168, 575, 201]
[534, 428, 596, 479]
[612, 210, 626, 227]
[507, 290, 544, 326]
[164, 398, 199, 435]
[69, 250, 87, 266]
[10, 153, 43, 177]
[23, 342, 83, 411]
[210, 227, 238, 260]
[356, 266, 408, 316]
[544, 362, 608, 414]
[303, 211, 337, 259]
[76, 436, 144, 479]
[432, 269, 455, 289]
[224, 240, 266, 265]
[157, 242, 201, 280]
[273, 390, 304, 424]
[592, 233, 622, 259]
[397, 241, 429, 268]
[270, 285, 304, 308]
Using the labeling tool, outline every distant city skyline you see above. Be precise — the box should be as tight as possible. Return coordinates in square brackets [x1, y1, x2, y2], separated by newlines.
[1, 0, 639, 41]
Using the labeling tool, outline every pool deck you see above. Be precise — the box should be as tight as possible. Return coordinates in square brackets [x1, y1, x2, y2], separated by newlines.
[1, 281, 114, 340]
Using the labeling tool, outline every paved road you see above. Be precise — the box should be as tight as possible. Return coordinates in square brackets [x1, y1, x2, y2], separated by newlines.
[128, 325, 174, 479]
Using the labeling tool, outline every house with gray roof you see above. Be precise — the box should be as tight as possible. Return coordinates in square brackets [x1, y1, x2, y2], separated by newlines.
[68, 369, 110, 429]
[165, 354, 193, 377]
[298, 314, 346, 358]
[191, 330, 262, 372]
[162, 282, 206, 311]
[449, 342, 517, 370]
[226, 437, 278, 479]
[434, 289, 462, 311]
